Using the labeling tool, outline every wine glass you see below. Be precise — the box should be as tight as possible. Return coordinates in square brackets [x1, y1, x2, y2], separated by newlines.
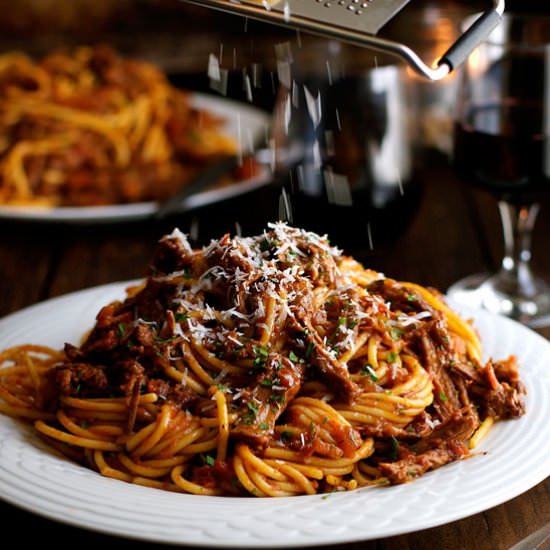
[447, 12, 550, 327]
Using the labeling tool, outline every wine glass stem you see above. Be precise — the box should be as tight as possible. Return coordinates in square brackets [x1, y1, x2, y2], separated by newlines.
[496, 200, 540, 297]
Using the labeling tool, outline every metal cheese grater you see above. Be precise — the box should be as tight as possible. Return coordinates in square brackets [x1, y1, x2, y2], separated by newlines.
[183, 0, 505, 80]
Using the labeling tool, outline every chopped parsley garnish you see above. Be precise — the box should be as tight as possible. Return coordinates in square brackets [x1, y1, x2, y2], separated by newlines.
[269, 394, 285, 404]
[154, 334, 177, 343]
[289, 351, 304, 363]
[204, 455, 215, 466]
[117, 323, 126, 337]
[406, 294, 417, 301]
[256, 346, 269, 357]
[252, 345, 269, 369]
[241, 400, 260, 424]
[390, 436, 399, 460]
[260, 377, 280, 388]
[259, 422, 269, 430]
[391, 327, 404, 340]
[386, 351, 398, 364]
[175, 313, 189, 322]
[260, 238, 272, 251]
[439, 391, 448, 402]
[360, 364, 379, 381]
[252, 356, 265, 369]
[305, 341, 315, 360]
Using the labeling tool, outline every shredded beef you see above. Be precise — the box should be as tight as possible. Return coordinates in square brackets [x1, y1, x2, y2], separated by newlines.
[231, 355, 305, 449]
[150, 232, 193, 275]
[379, 440, 468, 484]
[53, 363, 109, 397]
[147, 379, 197, 409]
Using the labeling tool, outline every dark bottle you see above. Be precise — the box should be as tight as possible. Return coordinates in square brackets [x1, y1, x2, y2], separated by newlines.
[273, 64, 421, 251]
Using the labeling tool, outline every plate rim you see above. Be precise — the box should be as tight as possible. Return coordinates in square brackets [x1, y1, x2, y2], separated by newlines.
[0, 281, 549, 547]
[0, 93, 272, 224]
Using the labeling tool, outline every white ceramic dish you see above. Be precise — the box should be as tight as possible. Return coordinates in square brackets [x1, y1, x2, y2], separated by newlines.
[0, 94, 271, 224]
[0, 281, 549, 547]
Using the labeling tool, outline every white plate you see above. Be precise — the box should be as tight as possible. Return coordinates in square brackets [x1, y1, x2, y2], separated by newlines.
[0, 94, 271, 224]
[0, 281, 549, 547]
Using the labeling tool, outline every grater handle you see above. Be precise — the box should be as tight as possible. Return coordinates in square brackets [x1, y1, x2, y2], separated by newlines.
[179, 0, 505, 80]
[437, 3, 504, 72]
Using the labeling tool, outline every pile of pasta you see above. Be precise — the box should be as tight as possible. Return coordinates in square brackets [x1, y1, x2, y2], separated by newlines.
[0, 45, 251, 207]
[0, 223, 525, 496]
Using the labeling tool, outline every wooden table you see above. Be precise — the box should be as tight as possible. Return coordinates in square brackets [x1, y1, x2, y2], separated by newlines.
[0, 149, 549, 549]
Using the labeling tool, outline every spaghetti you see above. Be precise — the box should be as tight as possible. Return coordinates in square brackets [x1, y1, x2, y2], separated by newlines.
[0, 223, 526, 496]
[0, 45, 255, 207]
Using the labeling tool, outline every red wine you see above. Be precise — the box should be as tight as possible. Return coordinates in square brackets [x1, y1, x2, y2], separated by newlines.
[453, 102, 550, 200]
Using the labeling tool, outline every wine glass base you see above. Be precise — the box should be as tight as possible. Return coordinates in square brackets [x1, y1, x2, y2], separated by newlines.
[447, 273, 550, 328]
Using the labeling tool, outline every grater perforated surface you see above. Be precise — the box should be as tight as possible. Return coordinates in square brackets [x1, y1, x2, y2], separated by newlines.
[243, 0, 410, 35]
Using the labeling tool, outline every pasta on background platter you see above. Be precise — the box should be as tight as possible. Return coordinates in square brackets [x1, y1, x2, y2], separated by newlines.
[0, 45, 255, 207]
[0, 223, 525, 497]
